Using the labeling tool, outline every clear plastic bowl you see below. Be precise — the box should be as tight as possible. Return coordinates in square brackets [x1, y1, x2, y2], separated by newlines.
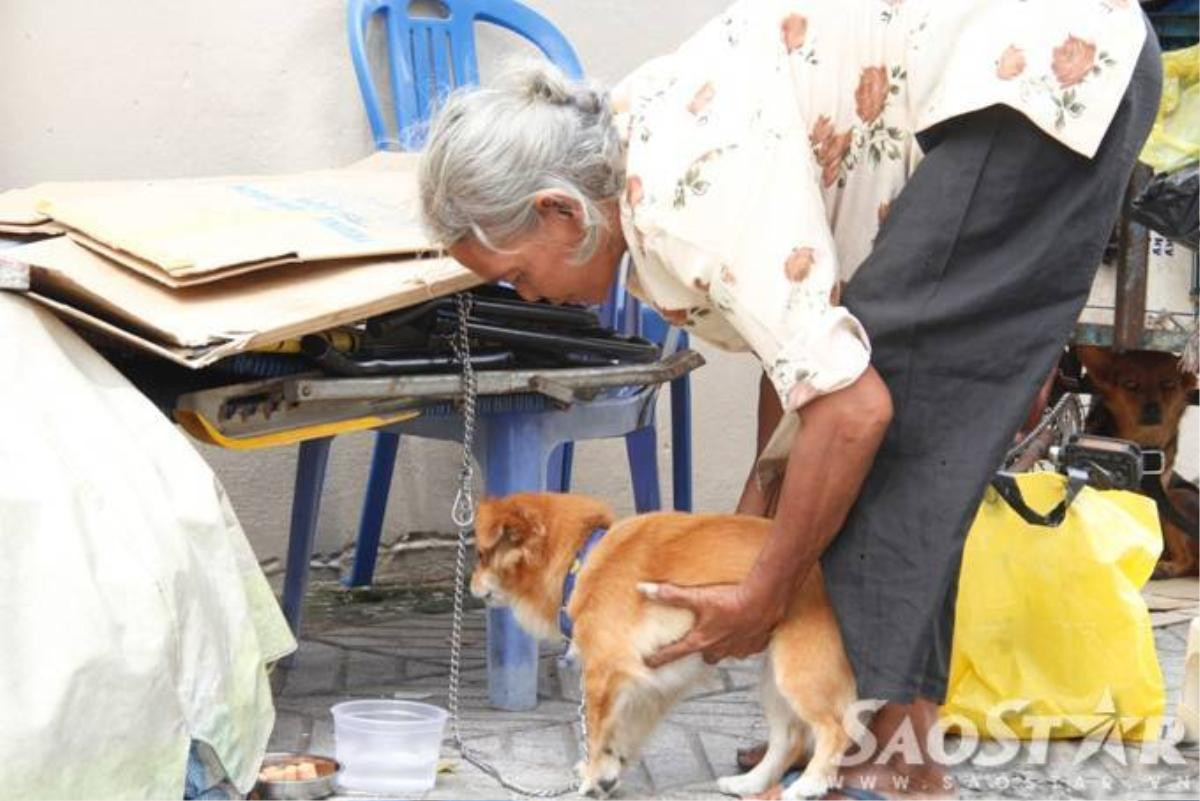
[331, 699, 449, 794]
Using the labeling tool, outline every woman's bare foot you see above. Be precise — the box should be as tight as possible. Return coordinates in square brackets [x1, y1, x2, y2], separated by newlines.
[835, 699, 954, 798]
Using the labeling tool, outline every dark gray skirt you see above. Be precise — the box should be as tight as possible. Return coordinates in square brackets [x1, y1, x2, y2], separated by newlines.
[826, 24, 1162, 703]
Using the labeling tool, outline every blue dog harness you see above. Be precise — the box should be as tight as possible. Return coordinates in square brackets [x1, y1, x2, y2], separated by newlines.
[558, 527, 608, 641]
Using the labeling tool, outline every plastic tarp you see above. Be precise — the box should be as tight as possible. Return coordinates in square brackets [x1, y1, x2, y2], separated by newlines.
[0, 293, 296, 798]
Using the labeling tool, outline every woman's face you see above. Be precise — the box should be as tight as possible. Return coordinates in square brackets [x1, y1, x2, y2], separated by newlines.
[447, 195, 622, 305]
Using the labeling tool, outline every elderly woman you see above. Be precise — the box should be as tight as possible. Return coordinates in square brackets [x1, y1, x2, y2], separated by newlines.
[419, 0, 1159, 795]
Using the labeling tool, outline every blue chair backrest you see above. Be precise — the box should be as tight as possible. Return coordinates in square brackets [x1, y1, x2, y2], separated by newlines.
[347, 0, 583, 151]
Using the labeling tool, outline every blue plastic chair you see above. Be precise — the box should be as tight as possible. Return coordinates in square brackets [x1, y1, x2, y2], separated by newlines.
[348, 0, 584, 150]
[277, 0, 693, 709]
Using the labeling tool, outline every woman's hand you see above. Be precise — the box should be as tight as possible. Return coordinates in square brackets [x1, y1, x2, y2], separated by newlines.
[638, 581, 785, 667]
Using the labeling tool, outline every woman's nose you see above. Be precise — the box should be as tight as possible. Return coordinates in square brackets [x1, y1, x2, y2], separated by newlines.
[515, 285, 542, 302]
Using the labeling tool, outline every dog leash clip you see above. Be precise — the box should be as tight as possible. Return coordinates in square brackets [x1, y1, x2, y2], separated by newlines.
[452, 485, 475, 530]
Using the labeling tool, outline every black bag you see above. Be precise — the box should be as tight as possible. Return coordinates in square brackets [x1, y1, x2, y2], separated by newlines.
[1130, 163, 1199, 249]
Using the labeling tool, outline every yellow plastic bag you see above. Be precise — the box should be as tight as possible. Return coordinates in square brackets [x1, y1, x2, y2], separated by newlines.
[1140, 45, 1200, 173]
[941, 472, 1165, 742]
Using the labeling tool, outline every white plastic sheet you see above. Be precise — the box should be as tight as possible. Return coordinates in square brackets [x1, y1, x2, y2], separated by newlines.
[0, 293, 296, 798]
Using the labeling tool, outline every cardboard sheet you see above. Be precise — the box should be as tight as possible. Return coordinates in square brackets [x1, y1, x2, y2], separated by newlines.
[14, 235, 479, 368]
[0, 221, 63, 236]
[0, 184, 56, 226]
[40, 157, 433, 287]
[0, 151, 432, 284]
[0, 179, 173, 230]
[0, 153, 412, 227]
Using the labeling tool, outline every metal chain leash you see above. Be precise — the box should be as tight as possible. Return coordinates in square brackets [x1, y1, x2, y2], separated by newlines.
[445, 292, 587, 798]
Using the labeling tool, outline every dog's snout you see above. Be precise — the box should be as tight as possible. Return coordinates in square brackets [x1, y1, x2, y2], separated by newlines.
[598, 778, 618, 794]
[1140, 402, 1163, 426]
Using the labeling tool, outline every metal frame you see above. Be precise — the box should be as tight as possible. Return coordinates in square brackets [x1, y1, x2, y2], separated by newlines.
[1072, 164, 1199, 354]
[174, 350, 703, 443]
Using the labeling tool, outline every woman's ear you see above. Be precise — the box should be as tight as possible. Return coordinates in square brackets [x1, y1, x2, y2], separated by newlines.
[533, 190, 582, 221]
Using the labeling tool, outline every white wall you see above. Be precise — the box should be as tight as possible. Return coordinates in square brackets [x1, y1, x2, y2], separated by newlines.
[0, 0, 759, 568]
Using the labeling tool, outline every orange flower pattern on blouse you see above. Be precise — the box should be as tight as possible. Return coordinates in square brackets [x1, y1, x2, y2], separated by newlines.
[1052, 36, 1098, 87]
[996, 46, 1026, 80]
[781, 14, 807, 53]
[855, 67, 891, 124]
[1002, 33, 1120, 130]
[784, 247, 817, 282]
[612, 0, 1145, 423]
[688, 82, 716, 115]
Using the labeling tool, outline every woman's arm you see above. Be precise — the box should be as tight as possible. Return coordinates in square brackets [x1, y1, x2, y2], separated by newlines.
[643, 366, 892, 666]
[736, 371, 785, 517]
[740, 365, 892, 624]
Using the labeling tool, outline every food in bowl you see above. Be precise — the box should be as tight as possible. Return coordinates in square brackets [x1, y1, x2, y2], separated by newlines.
[254, 753, 339, 799]
[259, 759, 321, 782]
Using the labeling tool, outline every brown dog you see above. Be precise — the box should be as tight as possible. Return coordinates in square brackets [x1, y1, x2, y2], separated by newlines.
[471, 492, 857, 799]
[1076, 345, 1198, 578]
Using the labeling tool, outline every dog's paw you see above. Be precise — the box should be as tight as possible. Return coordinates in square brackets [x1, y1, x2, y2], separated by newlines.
[781, 772, 829, 800]
[717, 773, 770, 797]
[578, 753, 622, 798]
[578, 776, 619, 799]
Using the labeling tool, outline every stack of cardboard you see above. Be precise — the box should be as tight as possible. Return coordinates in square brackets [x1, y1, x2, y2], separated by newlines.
[0, 152, 479, 367]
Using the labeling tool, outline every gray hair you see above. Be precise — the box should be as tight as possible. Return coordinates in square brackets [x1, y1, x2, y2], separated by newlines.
[418, 61, 624, 262]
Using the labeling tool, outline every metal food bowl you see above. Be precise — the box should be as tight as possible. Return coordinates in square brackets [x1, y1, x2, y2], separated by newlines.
[253, 752, 340, 800]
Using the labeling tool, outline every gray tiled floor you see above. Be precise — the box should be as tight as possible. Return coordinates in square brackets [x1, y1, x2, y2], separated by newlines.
[268, 584, 1198, 799]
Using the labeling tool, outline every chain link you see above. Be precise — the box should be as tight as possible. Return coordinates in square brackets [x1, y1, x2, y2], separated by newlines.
[445, 292, 586, 797]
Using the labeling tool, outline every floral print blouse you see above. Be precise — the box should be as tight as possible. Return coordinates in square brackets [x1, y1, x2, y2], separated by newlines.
[611, 0, 1146, 436]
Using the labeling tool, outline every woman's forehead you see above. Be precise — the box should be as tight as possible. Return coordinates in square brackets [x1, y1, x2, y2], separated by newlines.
[448, 238, 511, 278]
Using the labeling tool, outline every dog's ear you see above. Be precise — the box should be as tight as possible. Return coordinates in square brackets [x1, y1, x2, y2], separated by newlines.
[1076, 345, 1115, 387]
[499, 505, 545, 547]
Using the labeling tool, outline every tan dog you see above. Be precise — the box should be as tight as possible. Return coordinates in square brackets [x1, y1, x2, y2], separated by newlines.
[471, 492, 857, 799]
[1076, 345, 1199, 578]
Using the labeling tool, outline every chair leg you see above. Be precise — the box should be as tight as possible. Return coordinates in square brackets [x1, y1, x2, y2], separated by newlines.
[548, 441, 574, 492]
[625, 425, 662, 513]
[344, 430, 401, 588]
[481, 419, 549, 711]
[670, 373, 694, 512]
[281, 437, 334, 656]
